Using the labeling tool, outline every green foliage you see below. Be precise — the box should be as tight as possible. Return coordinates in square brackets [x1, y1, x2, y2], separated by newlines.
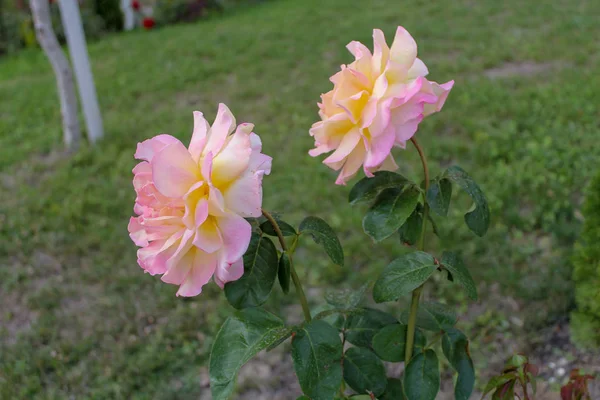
[403, 349, 440, 400]
[94, 0, 124, 32]
[299, 216, 344, 266]
[278, 252, 291, 293]
[446, 166, 490, 236]
[442, 328, 475, 400]
[291, 320, 343, 400]
[482, 354, 539, 400]
[440, 251, 478, 300]
[209, 308, 288, 400]
[343, 347, 387, 397]
[260, 218, 297, 236]
[373, 252, 437, 303]
[380, 378, 405, 400]
[344, 308, 397, 348]
[372, 324, 425, 362]
[325, 284, 368, 310]
[225, 233, 279, 309]
[400, 302, 457, 332]
[349, 171, 411, 205]
[154, 0, 223, 25]
[0, 12, 28, 55]
[427, 177, 452, 216]
[398, 204, 423, 246]
[571, 170, 600, 348]
[363, 186, 421, 242]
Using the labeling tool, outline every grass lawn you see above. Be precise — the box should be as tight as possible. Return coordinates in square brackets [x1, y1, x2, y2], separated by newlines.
[1, 0, 600, 398]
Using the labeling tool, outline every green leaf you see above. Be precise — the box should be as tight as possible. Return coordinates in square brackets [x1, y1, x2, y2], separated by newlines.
[344, 308, 397, 347]
[380, 378, 406, 400]
[400, 302, 457, 332]
[372, 324, 426, 362]
[442, 328, 475, 400]
[426, 178, 452, 216]
[296, 397, 311, 400]
[266, 327, 293, 351]
[349, 396, 373, 400]
[343, 347, 387, 397]
[278, 252, 291, 294]
[260, 218, 298, 237]
[505, 354, 528, 369]
[363, 186, 421, 242]
[349, 171, 411, 205]
[440, 251, 478, 300]
[492, 380, 516, 400]
[311, 304, 347, 330]
[325, 283, 369, 310]
[428, 214, 440, 237]
[372, 252, 437, 303]
[225, 234, 279, 309]
[299, 216, 344, 266]
[445, 166, 490, 237]
[209, 308, 288, 400]
[403, 349, 440, 400]
[482, 374, 517, 398]
[292, 320, 343, 400]
[398, 204, 423, 246]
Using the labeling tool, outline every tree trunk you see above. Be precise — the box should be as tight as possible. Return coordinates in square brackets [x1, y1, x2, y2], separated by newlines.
[58, 0, 104, 144]
[30, 0, 81, 150]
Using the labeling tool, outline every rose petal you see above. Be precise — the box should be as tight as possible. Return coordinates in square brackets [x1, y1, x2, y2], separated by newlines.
[222, 171, 264, 218]
[176, 250, 218, 296]
[214, 258, 244, 289]
[152, 141, 200, 198]
[203, 103, 236, 157]
[188, 111, 210, 162]
[217, 213, 252, 264]
[135, 134, 179, 162]
[193, 217, 222, 253]
[323, 128, 361, 165]
[211, 123, 253, 186]
[390, 26, 417, 67]
[408, 58, 429, 79]
[128, 216, 148, 247]
[372, 28, 390, 74]
[335, 143, 366, 185]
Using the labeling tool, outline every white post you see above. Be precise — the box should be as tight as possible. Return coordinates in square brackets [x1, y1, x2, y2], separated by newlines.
[30, 0, 81, 150]
[121, 0, 135, 31]
[58, 0, 104, 143]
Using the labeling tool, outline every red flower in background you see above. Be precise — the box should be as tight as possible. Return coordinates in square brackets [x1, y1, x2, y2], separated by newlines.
[142, 17, 155, 30]
[131, 0, 140, 10]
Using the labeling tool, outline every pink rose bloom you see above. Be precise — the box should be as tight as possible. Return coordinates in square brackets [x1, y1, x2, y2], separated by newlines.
[309, 26, 454, 185]
[128, 104, 272, 296]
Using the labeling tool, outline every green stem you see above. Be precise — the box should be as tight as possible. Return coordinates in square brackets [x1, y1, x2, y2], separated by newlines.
[261, 209, 312, 322]
[405, 137, 430, 364]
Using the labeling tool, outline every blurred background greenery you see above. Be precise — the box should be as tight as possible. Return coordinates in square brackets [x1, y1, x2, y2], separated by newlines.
[1, 0, 599, 398]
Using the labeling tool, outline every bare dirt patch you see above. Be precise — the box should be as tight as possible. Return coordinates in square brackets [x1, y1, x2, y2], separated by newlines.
[484, 61, 568, 79]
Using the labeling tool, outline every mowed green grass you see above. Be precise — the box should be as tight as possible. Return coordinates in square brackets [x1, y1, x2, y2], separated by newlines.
[1, 0, 600, 398]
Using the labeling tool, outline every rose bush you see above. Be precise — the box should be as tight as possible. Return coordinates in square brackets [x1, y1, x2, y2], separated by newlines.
[128, 27, 489, 400]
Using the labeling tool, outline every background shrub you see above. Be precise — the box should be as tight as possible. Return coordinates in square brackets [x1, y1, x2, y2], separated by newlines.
[571, 169, 600, 348]
[153, 0, 222, 25]
[93, 0, 124, 32]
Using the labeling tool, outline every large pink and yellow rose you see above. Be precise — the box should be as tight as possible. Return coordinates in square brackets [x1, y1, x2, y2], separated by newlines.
[128, 104, 272, 296]
[309, 26, 454, 184]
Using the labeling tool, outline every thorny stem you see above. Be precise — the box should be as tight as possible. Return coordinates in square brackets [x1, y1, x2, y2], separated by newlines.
[404, 137, 430, 364]
[339, 332, 347, 398]
[261, 209, 312, 322]
[521, 380, 530, 400]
